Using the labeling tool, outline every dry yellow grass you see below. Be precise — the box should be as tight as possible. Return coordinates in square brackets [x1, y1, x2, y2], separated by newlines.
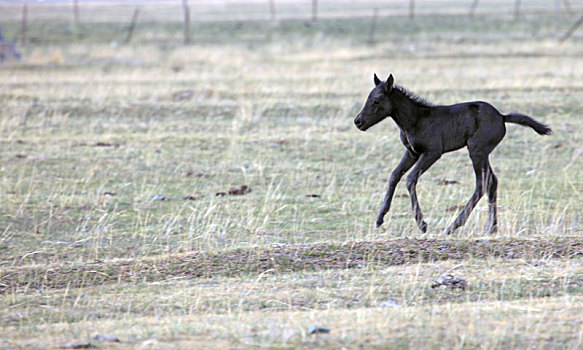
[0, 1, 582, 348]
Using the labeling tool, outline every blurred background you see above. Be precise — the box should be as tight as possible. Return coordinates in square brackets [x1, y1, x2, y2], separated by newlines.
[0, 0, 581, 258]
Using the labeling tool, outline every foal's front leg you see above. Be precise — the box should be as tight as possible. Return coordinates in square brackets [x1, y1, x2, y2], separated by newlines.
[405, 152, 441, 233]
[376, 151, 419, 227]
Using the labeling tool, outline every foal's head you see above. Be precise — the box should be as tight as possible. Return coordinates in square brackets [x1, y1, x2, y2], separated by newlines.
[354, 74, 394, 131]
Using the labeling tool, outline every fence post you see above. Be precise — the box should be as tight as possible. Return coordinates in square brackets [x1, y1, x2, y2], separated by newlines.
[368, 8, 379, 45]
[468, 0, 479, 18]
[312, 0, 318, 22]
[409, 0, 415, 20]
[269, 0, 276, 23]
[558, 14, 583, 44]
[513, 0, 521, 20]
[20, 4, 27, 45]
[561, 0, 573, 16]
[182, 0, 191, 44]
[124, 7, 140, 44]
[73, 0, 80, 28]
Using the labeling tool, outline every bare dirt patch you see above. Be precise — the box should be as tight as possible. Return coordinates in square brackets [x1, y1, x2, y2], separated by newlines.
[2, 238, 581, 293]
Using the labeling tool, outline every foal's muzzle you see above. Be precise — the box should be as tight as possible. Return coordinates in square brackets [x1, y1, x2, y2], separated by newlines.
[354, 114, 366, 131]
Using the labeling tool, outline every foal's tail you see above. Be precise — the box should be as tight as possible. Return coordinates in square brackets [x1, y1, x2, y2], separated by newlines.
[504, 113, 552, 135]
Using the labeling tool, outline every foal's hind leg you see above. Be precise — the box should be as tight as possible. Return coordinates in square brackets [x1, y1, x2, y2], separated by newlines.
[485, 163, 498, 234]
[443, 151, 488, 235]
[406, 152, 441, 233]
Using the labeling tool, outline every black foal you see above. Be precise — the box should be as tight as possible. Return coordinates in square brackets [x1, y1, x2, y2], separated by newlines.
[354, 74, 552, 235]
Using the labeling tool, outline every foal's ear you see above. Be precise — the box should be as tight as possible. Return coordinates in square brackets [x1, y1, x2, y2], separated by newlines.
[374, 73, 381, 86]
[386, 74, 394, 92]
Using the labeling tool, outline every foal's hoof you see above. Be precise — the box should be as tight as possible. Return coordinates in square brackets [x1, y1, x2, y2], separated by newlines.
[443, 225, 457, 235]
[419, 221, 427, 233]
[484, 225, 498, 235]
[376, 218, 384, 227]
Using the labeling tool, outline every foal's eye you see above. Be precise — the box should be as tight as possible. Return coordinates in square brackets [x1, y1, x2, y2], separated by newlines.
[373, 100, 380, 105]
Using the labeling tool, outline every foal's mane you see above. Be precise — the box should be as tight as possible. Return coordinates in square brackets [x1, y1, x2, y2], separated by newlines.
[394, 84, 434, 107]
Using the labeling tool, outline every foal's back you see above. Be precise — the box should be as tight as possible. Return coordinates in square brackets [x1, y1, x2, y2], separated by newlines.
[426, 101, 506, 154]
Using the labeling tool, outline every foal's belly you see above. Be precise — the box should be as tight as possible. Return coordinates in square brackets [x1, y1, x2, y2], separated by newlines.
[442, 136, 468, 153]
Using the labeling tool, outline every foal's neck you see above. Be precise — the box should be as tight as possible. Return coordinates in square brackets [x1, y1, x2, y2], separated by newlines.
[390, 90, 428, 134]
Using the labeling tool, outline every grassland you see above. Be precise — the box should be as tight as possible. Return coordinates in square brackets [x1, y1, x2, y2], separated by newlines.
[0, 1, 582, 348]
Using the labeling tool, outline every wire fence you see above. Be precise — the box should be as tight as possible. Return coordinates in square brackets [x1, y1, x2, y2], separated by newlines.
[0, 0, 581, 47]
[0, 0, 580, 23]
